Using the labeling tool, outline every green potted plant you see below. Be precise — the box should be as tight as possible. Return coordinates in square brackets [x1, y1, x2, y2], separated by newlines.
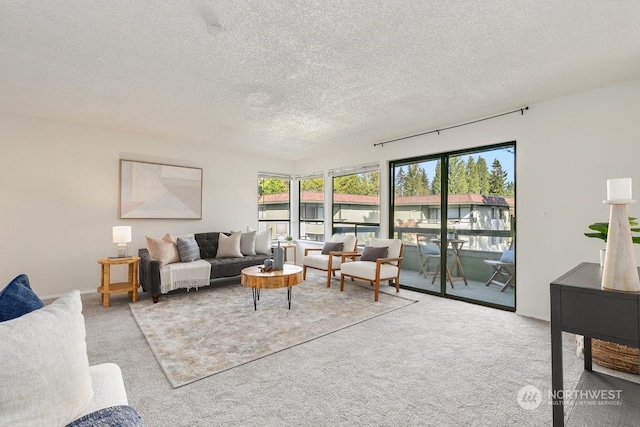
[585, 217, 640, 265]
[285, 235, 293, 242]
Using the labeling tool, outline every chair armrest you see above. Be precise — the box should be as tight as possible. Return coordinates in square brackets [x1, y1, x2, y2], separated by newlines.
[375, 256, 403, 265]
[340, 252, 361, 262]
[304, 247, 322, 256]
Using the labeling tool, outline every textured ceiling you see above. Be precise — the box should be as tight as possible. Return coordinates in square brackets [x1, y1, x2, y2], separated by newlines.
[2, 1, 640, 160]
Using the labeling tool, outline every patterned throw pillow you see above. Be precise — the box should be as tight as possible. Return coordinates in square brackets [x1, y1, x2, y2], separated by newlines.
[176, 237, 201, 262]
[0, 274, 44, 322]
[360, 246, 388, 262]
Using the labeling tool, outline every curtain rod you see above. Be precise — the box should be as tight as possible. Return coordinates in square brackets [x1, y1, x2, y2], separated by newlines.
[373, 106, 529, 148]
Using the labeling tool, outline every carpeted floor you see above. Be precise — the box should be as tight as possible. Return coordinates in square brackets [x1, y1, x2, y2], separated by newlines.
[129, 277, 416, 387]
[80, 272, 639, 426]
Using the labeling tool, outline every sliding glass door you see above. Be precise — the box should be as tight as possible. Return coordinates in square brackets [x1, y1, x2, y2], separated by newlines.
[391, 143, 516, 310]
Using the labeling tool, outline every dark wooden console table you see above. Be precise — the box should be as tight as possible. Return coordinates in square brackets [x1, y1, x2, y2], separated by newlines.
[550, 262, 640, 426]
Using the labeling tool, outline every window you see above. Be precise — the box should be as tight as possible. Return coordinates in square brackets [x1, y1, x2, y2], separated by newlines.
[391, 143, 516, 311]
[331, 164, 380, 245]
[258, 173, 291, 238]
[299, 175, 325, 241]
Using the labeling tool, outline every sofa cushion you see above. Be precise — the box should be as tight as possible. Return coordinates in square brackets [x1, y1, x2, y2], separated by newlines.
[216, 232, 243, 258]
[176, 237, 201, 262]
[146, 233, 180, 266]
[240, 230, 257, 256]
[0, 291, 94, 426]
[0, 274, 44, 322]
[360, 246, 388, 262]
[254, 228, 272, 255]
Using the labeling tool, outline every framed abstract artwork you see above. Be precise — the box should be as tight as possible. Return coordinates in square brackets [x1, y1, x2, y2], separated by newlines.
[119, 160, 202, 219]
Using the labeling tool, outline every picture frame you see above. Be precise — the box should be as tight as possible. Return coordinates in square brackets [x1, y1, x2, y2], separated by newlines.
[119, 160, 202, 219]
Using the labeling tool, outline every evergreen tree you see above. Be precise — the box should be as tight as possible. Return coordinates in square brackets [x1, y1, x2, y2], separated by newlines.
[466, 157, 480, 194]
[489, 159, 507, 196]
[395, 168, 406, 197]
[505, 181, 515, 197]
[448, 157, 468, 194]
[477, 157, 490, 195]
[404, 163, 430, 196]
[431, 160, 442, 195]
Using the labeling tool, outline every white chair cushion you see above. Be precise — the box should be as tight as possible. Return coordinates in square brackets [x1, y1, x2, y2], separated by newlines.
[303, 254, 344, 270]
[78, 363, 129, 417]
[340, 260, 399, 280]
[369, 238, 402, 259]
[331, 234, 357, 252]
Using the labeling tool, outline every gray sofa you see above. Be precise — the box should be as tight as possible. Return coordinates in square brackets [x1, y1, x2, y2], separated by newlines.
[139, 232, 269, 303]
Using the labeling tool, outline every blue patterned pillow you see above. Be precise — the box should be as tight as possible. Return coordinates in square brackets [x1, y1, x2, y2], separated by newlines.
[65, 405, 144, 427]
[0, 274, 44, 322]
[176, 237, 201, 262]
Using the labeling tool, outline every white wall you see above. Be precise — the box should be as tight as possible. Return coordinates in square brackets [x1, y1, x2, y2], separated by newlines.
[0, 114, 293, 298]
[295, 79, 640, 320]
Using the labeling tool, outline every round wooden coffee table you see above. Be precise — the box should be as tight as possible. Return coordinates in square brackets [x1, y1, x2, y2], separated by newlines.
[241, 264, 303, 310]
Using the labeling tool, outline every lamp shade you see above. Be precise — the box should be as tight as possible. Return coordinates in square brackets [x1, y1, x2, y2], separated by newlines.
[112, 226, 132, 244]
[275, 223, 287, 234]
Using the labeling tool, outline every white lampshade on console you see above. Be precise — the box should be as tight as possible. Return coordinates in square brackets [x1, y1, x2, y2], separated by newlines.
[112, 226, 132, 258]
[606, 178, 634, 203]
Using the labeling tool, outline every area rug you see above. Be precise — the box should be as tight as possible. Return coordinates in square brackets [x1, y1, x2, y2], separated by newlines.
[129, 275, 416, 387]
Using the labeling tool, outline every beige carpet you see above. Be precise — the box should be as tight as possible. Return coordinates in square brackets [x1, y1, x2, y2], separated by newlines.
[129, 276, 416, 387]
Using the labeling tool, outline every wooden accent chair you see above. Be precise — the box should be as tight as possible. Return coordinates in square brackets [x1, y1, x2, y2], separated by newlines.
[484, 250, 515, 291]
[302, 234, 358, 287]
[339, 238, 403, 301]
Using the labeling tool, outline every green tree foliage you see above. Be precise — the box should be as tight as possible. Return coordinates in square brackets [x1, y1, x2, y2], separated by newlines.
[448, 157, 468, 194]
[300, 177, 324, 192]
[431, 160, 442, 195]
[334, 171, 379, 196]
[489, 159, 507, 196]
[395, 168, 406, 197]
[505, 181, 515, 197]
[476, 157, 490, 195]
[259, 178, 289, 195]
[466, 157, 480, 194]
[403, 164, 430, 196]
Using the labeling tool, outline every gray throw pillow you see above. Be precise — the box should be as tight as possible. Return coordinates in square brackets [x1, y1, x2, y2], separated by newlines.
[321, 242, 344, 255]
[240, 230, 257, 256]
[360, 246, 388, 262]
[176, 237, 201, 262]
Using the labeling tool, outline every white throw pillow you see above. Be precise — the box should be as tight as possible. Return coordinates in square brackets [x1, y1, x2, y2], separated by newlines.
[254, 228, 272, 255]
[216, 232, 243, 258]
[0, 291, 94, 426]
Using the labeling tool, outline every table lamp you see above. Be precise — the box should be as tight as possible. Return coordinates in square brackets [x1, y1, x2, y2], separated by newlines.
[112, 226, 132, 258]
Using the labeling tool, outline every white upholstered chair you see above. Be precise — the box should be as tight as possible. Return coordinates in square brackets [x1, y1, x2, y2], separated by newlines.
[302, 234, 358, 287]
[339, 238, 403, 301]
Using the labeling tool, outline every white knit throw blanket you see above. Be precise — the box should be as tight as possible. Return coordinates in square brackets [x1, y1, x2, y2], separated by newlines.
[160, 260, 211, 294]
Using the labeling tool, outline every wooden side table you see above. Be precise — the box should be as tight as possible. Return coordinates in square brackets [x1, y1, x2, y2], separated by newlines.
[97, 257, 140, 308]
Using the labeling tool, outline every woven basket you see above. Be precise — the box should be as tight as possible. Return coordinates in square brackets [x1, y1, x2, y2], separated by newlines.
[592, 338, 639, 375]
